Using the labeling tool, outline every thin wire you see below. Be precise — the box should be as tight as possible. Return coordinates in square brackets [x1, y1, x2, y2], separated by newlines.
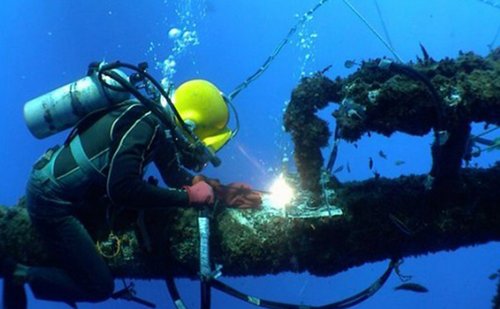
[373, 0, 394, 50]
[228, 0, 330, 101]
[342, 0, 404, 63]
[488, 23, 500, 49]
[472, 125, 499, 139]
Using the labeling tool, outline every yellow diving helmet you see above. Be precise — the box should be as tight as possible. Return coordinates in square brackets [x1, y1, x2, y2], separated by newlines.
[172, 79, 232, 152]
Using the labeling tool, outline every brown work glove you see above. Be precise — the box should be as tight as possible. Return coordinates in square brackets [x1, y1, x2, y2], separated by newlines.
[214, 182, 263, 209]
[192, 175, 221, 189]
[183, 181, 214, 205]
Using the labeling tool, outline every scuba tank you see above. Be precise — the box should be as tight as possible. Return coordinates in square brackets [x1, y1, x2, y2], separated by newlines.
[23, 63, 130, 139]
[24, 60, 222, 169]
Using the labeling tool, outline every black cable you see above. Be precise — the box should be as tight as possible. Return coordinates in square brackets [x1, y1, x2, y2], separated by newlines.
[382, 61, 444, 131]
[201, 279, 211, 309]
[209, 258, 396, 309]
[164, 200, 396, 309]
[165, 277, 186, 309]
[379, 59, 447, 181]
[97, 62, 194, 140]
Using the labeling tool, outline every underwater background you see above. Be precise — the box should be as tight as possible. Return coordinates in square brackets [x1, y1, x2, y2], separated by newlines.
[1, 0, 499, 308]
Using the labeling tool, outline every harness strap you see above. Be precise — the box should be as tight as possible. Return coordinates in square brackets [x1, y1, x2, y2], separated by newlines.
[46, 146, 63, 182]
[69, 134, 106, 186]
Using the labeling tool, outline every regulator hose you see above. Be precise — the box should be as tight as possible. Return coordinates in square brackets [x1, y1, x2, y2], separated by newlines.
[97, 61, 221, 168]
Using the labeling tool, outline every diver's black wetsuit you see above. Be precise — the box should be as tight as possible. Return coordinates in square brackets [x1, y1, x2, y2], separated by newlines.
[26, 100, 193, 304]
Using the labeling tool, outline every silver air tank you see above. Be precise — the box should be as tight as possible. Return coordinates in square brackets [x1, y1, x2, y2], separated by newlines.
[23, 69, 130, 139]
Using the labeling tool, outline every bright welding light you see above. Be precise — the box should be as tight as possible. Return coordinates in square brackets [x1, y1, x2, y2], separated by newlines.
[269, 173, 294, 209]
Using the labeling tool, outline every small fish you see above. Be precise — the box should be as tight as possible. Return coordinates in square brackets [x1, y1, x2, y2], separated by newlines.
[488, 272, 499, 280]
[344, 59, 358, 69]
[389, 213, 414, 236]
[394, 282, 429, 293]
[332, 165, 344, 174]
[394, 160, 406, 166]
[369, 157, 374, 170]
[378, 150, 387, 159]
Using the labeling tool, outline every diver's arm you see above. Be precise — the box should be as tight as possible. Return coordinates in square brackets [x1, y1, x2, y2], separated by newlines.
[106, 112, 190, 209]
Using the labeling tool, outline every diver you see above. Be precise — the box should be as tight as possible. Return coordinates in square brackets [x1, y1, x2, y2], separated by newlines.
[1, 78, 262, 308]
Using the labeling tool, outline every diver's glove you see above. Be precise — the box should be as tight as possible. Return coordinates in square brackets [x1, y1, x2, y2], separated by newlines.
[183, 181, 215, 205]
[215, 182, 263, 209]
[192, 175, 221, 189]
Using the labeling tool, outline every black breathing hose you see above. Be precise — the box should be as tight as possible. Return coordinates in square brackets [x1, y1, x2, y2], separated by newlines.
[96, 61, 221, 168]
[378, 59, 445, 132]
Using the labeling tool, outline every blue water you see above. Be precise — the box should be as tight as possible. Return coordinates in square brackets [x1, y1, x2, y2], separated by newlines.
[1, 0, 499, 308]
